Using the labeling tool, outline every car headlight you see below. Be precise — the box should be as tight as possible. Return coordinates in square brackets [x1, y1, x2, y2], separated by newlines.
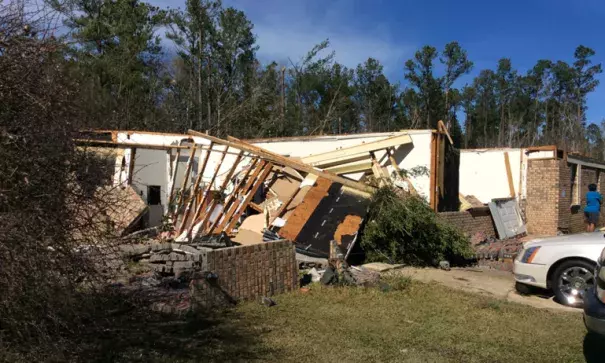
[518, 246, 541, 263]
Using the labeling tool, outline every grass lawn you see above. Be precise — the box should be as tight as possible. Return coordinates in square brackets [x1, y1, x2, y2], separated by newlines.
[68, 278, 603, 362]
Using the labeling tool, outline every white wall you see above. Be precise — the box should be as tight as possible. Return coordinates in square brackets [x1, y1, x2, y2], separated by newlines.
[460, 148, 556, 204]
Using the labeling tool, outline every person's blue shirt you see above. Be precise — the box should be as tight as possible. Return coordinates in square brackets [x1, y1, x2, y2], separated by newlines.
[585, 191, 602, 213]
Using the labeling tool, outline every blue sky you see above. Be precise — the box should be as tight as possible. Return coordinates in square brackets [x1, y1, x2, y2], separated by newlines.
[153, 0, 605, 123]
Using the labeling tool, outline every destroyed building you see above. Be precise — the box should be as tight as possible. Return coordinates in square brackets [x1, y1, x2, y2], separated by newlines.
[77, 127, 459, 259]
[459, 146, 605, 236]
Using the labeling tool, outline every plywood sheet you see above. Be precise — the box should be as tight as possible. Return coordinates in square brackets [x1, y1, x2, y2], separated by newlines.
[278, 178, 332, 241]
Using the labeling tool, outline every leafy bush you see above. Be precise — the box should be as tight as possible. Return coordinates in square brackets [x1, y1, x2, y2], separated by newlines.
[360, 187, 473, 266]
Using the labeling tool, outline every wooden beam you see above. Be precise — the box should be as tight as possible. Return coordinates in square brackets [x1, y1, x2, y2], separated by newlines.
[196, 150, 245, 233]
[176, 142, 214, 233]
[300, 134, 412, 165]
[325, 161, 373, 174]
[212, 160, 268, 234]
[75, 139, 191, 151]
[172, 145, 198, 218]
[185, 146, 229, 237]
[437, 120, 454, 145]
[438, 134, 445, 197]
[188, 130, 375, 193]
[127, 147, 137, 185]
[504, 152, 515, 198]
[224, 162, 274, 234]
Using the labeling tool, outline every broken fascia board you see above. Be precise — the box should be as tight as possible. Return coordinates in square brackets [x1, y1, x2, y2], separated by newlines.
[567, 156, 605, 171]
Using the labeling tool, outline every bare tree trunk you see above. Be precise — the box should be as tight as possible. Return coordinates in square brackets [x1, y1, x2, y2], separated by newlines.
[198, 35, 203, 131]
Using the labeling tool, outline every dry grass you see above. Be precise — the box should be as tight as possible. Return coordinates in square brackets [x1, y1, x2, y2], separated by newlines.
[27, 278, 604, 363]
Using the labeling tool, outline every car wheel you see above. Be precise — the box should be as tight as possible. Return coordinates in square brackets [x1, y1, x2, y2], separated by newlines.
[551, 259, 596, 307]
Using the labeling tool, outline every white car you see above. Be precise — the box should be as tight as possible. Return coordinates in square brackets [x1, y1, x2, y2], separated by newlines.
[514, 232, 605, 306]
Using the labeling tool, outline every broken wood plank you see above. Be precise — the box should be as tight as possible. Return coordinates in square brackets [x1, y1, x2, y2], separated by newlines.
[176, 142, 214, 233]
[437, 120, 454, 145]
[504, 152, 515, 198]
[187, 130, 375, 193]
[210, 160, 267, 235]
[300, 134, 412, 166]
[195, 150, 245, 233]
[223, 162, 274, 234]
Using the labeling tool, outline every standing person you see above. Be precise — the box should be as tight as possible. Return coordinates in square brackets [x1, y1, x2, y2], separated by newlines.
[585, 183, 602, 232]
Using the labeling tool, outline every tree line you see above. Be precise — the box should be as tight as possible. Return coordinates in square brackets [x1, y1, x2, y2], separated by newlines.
[3, 0, 604, 156]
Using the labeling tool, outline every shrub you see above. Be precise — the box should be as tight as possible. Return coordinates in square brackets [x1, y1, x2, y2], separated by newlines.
[360, 187, 473, 266]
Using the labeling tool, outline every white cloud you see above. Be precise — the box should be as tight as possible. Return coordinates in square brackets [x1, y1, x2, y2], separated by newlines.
[152, 0, 412, 74]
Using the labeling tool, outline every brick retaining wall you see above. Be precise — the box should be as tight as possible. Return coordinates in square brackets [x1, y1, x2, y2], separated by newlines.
[190, 240, 298, 308]
[439, 209, 496, 240]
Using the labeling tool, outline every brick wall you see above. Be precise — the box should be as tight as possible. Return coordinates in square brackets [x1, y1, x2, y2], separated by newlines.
[190, 240, 298, 308]
[527, 159, 604, 235]
[439, 209, 496, 239]
[526, 159, 562, 236]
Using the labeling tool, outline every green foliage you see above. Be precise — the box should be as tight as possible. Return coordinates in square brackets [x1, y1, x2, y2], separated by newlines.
[360, 187, 473, 266]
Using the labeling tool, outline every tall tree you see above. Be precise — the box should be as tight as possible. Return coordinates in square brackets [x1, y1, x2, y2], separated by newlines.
[61, 0, 166, 129]
[404, 46, 441, 128]
[440, 42, 473, 128]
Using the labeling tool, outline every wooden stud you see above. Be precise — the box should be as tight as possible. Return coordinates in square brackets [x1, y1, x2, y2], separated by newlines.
[188, 130, 375, 193]
[207, 159, 260, 235]
[211, 160, 268, 234]
[223, 162, 274, 234]
[196, 150, 245, 233]
[185, 145, 229, 236]
[127, 147, 137, 185]
[176, 142, 214, 233]
[504, 152, 516, 198]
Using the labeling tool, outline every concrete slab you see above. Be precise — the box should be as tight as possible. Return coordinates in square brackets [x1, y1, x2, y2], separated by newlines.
[362, 262, 405, 273]
[391, 266, 579, 313]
